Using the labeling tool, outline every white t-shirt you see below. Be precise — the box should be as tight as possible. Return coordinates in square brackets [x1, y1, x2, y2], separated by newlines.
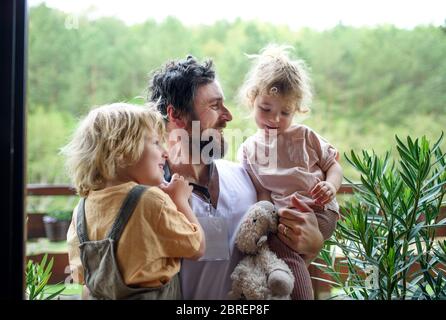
[180, 159, 257, 300]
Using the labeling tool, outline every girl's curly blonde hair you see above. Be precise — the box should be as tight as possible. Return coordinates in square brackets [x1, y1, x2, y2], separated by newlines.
[61, 102, 165, 197]
[238, 44, 312, 114]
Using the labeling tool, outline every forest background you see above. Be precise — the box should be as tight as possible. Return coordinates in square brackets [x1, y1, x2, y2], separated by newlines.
[27, 4, 446, 210]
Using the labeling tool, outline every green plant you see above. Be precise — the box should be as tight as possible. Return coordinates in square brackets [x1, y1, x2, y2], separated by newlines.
[317, 133, 446, 300]
[26, 253, 65, 300]
[45, 209, 72, 221]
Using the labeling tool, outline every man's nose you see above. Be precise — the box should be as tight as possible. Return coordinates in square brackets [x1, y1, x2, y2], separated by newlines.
[220, 104, 232, 122]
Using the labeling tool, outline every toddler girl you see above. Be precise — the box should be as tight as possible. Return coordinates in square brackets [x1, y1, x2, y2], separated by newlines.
[238, 45, 342, 299]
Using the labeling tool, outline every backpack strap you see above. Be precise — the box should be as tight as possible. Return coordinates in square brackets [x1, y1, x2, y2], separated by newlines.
[106, 185, 147, 242]
[76, 197, 89, 244]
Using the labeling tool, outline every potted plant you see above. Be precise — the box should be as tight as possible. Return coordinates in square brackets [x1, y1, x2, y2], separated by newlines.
[43, 209, 72, 242]
[316, 133, 446, 299]
[26, 212, 47, 239]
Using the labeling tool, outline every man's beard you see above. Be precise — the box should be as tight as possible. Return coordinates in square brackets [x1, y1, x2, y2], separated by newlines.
[199, 132, 227, 162]
[189, 122, 228, 164]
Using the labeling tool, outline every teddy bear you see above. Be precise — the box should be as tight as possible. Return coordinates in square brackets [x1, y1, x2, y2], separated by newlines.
[229, 201, 295, 300]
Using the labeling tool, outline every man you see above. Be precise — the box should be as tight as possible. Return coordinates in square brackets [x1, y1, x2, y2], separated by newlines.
[149, 55, 324, 299]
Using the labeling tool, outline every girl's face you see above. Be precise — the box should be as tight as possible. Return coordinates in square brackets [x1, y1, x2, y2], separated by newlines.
[253, 94, 295, 134]
[126, 132, 168, 186]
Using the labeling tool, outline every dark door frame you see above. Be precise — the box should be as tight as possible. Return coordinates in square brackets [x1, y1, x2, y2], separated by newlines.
[0, 0, 27, 300]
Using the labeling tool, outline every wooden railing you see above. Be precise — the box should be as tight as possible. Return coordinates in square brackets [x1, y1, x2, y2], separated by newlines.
[26, 184, 358, 196]
[27, 184, 77, 196]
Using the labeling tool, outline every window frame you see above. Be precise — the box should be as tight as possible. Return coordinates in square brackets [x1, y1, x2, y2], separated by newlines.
[0, 0, 27, 300]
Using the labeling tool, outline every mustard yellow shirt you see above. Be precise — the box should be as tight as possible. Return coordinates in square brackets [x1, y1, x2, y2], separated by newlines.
[67, 182, 202, 288]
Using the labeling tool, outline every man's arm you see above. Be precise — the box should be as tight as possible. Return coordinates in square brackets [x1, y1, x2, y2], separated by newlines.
[276, 196, 324, 267]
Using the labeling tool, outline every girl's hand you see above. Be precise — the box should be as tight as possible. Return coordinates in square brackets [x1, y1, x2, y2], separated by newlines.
[159, 173, 193, 207]
[310, 181, 336, 206]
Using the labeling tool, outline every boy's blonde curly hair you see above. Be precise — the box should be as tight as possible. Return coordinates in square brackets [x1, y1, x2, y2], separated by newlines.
[238, 44, 312, 114]
[61, 102, 165, 197]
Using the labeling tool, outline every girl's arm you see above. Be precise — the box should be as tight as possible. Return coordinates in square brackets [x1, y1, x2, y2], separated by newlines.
[311, 161, 343, 206]
[326, 161, 343, 192]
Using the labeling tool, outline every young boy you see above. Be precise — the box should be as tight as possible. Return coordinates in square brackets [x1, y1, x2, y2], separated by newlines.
[63, 102, 205, 299]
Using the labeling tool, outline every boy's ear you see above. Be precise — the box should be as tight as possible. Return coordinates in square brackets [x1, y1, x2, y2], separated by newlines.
[167, 105, 186, 129]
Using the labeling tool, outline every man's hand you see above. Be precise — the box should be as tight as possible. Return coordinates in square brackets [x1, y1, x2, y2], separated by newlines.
[276, 196, 324, 266]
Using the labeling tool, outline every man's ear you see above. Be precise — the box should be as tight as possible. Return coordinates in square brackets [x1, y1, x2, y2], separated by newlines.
[167, 105, 186, 128]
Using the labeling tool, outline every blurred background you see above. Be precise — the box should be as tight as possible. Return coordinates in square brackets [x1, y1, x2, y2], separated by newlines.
[23, 0, 446, 298]
[26, 0, 446, 212]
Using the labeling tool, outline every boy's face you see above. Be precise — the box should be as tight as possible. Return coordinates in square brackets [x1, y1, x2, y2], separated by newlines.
[253, 94, 295, 134]
[127, 133, 168, 186]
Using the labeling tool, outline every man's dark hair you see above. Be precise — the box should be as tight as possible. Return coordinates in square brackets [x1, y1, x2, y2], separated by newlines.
[149, 55, 215, 119]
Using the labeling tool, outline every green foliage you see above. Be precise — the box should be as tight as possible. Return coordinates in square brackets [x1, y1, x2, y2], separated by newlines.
[46, 209, 73, 221]
[26, 253, 65, 300]
[318, 133, 446, 299]
[27, 107, 76, 184]
[27, 195, 79, 215]
[26, 4, 446, 203]
[126, 96, 146, 105]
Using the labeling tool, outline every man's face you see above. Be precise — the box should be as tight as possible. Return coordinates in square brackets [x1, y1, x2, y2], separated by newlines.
[190, 81, 233, 160]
